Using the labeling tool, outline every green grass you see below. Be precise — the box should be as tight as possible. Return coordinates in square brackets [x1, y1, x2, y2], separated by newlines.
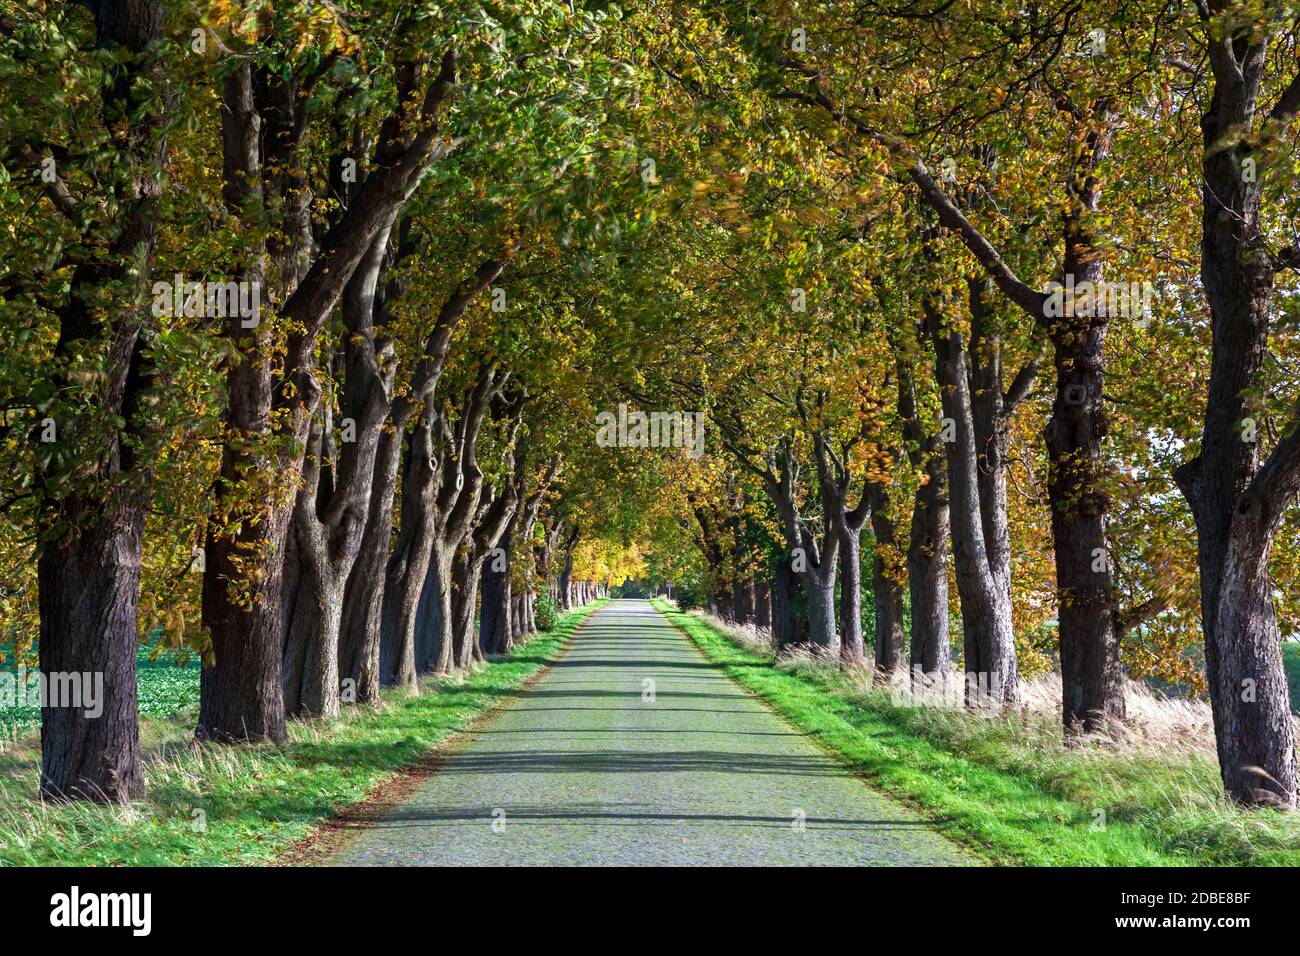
[0, 602, 605, 866]
[654, 599, 1300, 867]
[0, 646, 202, 736]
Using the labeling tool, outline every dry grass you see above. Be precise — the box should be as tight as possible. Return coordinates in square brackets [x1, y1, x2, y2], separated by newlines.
[690, 608, 1299, 760]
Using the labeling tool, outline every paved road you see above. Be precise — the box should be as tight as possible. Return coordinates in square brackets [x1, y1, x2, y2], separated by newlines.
[330, 600, 976, 866]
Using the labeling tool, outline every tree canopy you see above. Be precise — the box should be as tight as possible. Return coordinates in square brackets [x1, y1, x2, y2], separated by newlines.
[1, 0, 1298, 809]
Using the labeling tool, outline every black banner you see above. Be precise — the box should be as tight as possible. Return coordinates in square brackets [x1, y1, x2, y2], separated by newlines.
[2, 865, 1280, 942]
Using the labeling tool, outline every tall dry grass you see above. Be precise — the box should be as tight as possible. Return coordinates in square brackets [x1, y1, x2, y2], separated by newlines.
[689, 607, 1299, 762]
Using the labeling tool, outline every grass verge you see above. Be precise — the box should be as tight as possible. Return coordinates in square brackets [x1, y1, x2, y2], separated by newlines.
[654, 599, 1300, 866]
[0, 601, 605, 866]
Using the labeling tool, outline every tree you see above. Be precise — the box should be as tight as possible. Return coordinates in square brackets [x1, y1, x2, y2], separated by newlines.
[1172, 1, 1300, 807]
[3, 0, 173, 802]
[198, 7, 460, 742]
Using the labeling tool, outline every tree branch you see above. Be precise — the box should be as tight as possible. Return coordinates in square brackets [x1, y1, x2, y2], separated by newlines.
[780, 75, 1049, 318]
[1003, 348, 1044, 415]
[1116, 592, 1173, 633]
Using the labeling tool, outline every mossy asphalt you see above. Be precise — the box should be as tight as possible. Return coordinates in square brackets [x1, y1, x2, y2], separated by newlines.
[330, 600, 976, 866]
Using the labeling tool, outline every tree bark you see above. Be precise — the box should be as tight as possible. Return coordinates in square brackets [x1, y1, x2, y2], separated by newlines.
[380, 418, 436, 690]
[38, 500, 147, 802]
[772, 559, 801, 648]
[731, 578, 754, 625]
[925, 298, 1019, 708]
[450, 550, 484, 669]
[1038, 255, 1125, 733]
[1173, 28, 1300, 806]
[898, 356, 951, 678]
[755, 578, 773, 630]
[742, 577, 757, 624]
[338, 410, 401, 706]
[414, 539, 455, 674]
[866, 485, 906, 675]
[479, 530, 513, 657]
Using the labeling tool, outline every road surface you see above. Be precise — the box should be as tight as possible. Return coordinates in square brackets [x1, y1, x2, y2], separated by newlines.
[329, 599, 975, 866]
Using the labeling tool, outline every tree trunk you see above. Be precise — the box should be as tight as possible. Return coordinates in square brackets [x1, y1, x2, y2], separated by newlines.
[1172, 38, 1300, 806]
[969, 290, 1017, 633]
[1199, 503, 1300, 805]
[731, 578, 750, 624]
[285, 546, 342, 718]
[907, 441, 951, 677]
[338, 419, 402, 706]
[35, 0, 167, 802]
[379, 419, 434, 690]
[897, 349, 951, 679]
[872, 550, 906, 675]
[926, 299, 1018, 708]
[1043, 301, 1124, 732]
[451, 551, 486, 669]
[198, 65, 318, 742]
[803, 568, 838, 653]
[772, 561, 800, 648]
[1016, 126, 1130, 733]
[864, 517, 904, 676]
[38, 502, 147, 802]
[479, 541, 512, 656]
[510, 594, 526, 646]
[284, 239, 394, 721]
[864, 484, 903, 674]
[414, 541, 455, 675]
[755, 579, 772, 630]
[280, 535, 308, 716]
[557, 527, 579, 611]
[764, 442, 840, 654]
[836, 523, 867, 665]
[199, 504, 292, 742]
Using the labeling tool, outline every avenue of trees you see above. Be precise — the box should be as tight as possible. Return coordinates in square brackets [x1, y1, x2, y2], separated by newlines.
[1, 0, 1298, 811]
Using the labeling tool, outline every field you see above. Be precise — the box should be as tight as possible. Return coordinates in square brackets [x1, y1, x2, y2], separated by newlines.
[1, 647, 200, 739]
